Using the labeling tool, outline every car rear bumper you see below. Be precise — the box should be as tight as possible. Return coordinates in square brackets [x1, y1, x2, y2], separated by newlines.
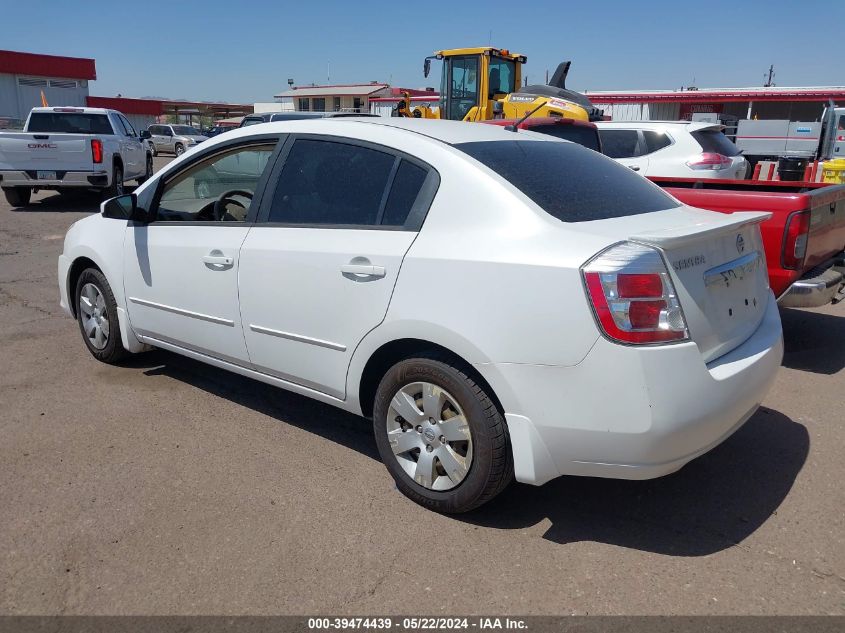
[0, 169, 110, 188]
[778, 256, 845, 308]
[482, 291, 783, 485]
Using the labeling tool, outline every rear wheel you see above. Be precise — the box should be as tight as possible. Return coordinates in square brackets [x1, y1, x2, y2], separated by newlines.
[74, 268, 128, 363]
[102, 164, 124, 200]
[373, 352, 513, 513]
[3, 186, 31, 207]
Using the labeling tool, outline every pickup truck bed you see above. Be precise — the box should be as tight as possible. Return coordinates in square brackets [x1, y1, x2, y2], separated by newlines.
[650, 177, 845, 308]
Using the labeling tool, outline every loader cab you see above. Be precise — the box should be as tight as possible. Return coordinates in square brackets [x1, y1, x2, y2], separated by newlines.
[426, 47, 525, 121]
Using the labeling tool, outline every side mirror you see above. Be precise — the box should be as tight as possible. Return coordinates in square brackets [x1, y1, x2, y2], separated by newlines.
[102, 193, 151, 223]
[139, 130, 151, 140]
[423, 58, 431, 78]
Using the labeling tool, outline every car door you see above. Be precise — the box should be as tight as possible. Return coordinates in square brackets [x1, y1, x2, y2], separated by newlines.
[109, 113, 141, 178]
[117, 113, 145, 177]
[238, 136, 438, 398]
[599, 128, 650, 174]
[123, 138, 281, 364]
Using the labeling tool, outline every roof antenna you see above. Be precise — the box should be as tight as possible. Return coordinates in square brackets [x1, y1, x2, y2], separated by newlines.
[505, 102, 545, 132]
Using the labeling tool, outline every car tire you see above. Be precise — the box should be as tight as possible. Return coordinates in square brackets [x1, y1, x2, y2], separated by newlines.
[373, 352, 513, 513]
[102, 164, 124, 200]
[150, 144, 158, 157]
[74, 268, 128, 364]
[174, 143, 185, 156]
[137, 153, 153, 185]
[3, 186, 31, 207]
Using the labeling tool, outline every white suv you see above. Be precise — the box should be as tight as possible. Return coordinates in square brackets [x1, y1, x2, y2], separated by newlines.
[596, 121, 748, 180]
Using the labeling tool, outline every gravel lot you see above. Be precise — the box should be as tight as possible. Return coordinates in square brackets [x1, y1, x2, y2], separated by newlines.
[1, 155, 843, 615]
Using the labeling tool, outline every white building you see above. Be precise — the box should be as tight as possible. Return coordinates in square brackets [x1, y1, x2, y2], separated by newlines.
[0, 49, 94, 127]
[274, 83, 392, 113]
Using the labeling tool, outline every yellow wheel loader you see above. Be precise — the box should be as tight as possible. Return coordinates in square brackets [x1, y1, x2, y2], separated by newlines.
[394, 46, 603, 123]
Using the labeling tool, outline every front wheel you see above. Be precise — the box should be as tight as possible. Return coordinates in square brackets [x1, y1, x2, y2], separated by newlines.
[373, 353, 513, 513]
[75, 268, 128, 363]
[174, 143, 185, 156]
[3, 186, 31, 207]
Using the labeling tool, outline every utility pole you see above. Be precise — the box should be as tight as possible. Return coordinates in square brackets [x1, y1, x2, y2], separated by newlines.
[764, 65, 775, 87]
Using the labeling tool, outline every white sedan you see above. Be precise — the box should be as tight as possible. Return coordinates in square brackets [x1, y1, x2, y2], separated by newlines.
[58, 118, 783, 513]
[596, 121, 749, 180]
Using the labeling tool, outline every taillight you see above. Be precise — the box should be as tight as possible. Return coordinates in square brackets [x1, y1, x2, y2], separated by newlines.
[91, 139, 103, 164]
[782, 210, 810, 270]
[582, 242, 688, 345]
[686, 152, 732, 170]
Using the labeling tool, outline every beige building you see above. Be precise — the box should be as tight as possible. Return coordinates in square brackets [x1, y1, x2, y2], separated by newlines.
[274, 83, 392, 113]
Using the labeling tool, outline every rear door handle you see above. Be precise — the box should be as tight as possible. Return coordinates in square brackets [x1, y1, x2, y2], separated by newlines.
[340, 264, 386, 278]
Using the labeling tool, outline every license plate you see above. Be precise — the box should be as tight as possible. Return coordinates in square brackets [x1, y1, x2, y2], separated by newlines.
[37, 170, 57, 180]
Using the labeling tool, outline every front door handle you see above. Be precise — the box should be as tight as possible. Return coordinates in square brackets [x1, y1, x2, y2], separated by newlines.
[340, 263, 386, 278]
[629, 165, 641, 171]
[203, 253, 234, 268]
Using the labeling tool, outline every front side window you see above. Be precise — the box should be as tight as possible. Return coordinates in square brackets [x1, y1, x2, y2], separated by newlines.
[119, 114, 137, 136]
[455, 139, 678, 222]
[172, 125, 200, 136]
[599, 129, 641, 158]
[488, 58, 515, 96]
[268, 139, 397, 226]
[156, 143, 276, 222]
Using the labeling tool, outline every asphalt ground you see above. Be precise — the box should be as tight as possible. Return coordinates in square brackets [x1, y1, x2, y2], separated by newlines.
[1, 155, 843, 614]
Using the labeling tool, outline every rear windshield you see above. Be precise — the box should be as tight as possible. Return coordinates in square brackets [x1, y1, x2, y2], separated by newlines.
[525, 124, 601, 152]
[454, 139, 679, 222]
[27, 112, 113, 134]
[691, 129, 741, 156]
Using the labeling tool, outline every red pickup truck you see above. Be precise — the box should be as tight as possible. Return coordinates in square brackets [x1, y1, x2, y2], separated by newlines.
[650, 178, 845, 308]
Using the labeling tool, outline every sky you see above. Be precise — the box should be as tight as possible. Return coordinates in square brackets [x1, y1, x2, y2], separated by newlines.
[2, 1, 842, 104]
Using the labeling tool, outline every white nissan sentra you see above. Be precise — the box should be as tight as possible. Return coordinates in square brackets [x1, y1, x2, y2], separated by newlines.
[58, 118, 783, 513]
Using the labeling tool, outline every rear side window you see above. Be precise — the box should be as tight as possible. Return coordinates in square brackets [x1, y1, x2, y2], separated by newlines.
[691, 129, 740, 156]
[528, 124, 601, 152]
[27, 112, 113, 134]
[382, 160, 428, 226]
[454, 140, 679, 222]
[643, 131, 672, 154]
[599, 129, 641, 158]
[268, 139, 395, 226]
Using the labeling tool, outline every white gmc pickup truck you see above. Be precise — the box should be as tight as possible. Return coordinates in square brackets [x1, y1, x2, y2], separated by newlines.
[0, 107, 153, 206]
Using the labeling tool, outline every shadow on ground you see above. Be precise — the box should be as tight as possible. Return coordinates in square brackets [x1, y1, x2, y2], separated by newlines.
[121, 349, 807, 557]
[8, 187, 140, 213]
[780, 306, 845, 375]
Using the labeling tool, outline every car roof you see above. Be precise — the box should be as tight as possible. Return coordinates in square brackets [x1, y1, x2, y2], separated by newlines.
[595, 120, 722, 132]
[205, 117, 550, 148]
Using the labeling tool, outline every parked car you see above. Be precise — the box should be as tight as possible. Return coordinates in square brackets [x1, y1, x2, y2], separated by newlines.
[649, 177, 845, 307]
[482, 117, 602, 152]
[58, 118, 782, 513]
[0, 106, 153, 206]
[239, 111, 380, 127]
[204, 125, 234, 138]
[596, 121, 749, 180]
[147, 124, 208, 156]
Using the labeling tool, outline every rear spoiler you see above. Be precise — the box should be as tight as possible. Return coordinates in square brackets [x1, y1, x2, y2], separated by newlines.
[630, 211, 771, 249]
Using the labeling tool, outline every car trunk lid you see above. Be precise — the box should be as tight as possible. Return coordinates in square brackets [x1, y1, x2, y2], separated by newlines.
[630, 209, 771, 362]
[0, 133, 94, 172]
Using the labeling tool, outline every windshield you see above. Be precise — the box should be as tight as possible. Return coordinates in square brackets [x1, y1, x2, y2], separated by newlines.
[488, 57, 516, 95]
[526, 124, 601, 152]
[172, 125, 201, 136]
[454, 140, 679, 222]
[27, 112, 113, 134]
